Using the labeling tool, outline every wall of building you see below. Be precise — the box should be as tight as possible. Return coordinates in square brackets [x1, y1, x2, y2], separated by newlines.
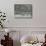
[0, 0, 46, 46]
[0, 0, 46, 27]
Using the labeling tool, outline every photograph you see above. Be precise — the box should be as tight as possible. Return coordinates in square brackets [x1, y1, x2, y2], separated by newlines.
[14, 4, 32, 19]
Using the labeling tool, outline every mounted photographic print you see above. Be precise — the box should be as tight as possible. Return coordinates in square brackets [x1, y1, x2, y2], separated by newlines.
[14, 4, 32, 19]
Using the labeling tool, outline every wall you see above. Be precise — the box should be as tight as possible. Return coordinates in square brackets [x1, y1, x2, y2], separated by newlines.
[0, 0, 46, 27]
[0, 31, 46, 46]
[0, 0, 46, 46]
